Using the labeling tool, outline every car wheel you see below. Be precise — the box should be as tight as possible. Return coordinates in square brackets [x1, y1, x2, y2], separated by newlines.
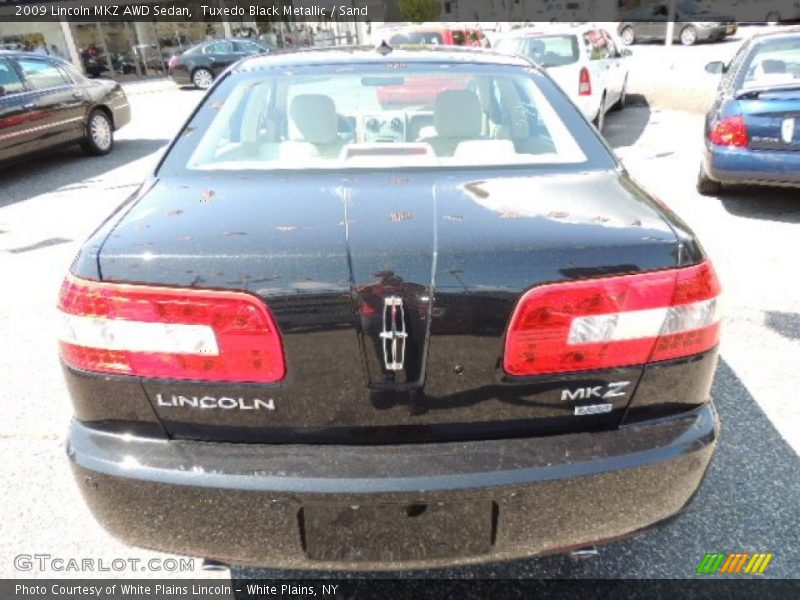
[80, 109, 113, 156]
[680, 26, 698, 46]
[620, 26, 635, 46]
[766, 12, 781, 25]
[696, 163, 721, 196]
[192, 68, 214, 90]
[593, 94, 606, 133]
[612, 77, 628, 111]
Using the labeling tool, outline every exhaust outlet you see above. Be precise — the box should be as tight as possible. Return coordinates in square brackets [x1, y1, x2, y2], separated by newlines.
[569, 546, 599, 559]
[201, 558, 229, 572]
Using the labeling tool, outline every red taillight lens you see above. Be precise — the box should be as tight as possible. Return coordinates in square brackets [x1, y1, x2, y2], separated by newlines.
[57, 275, 285, 383]
[168, 56, 179, 69]
[578, 67, 591, 96]
[503, 261, 721, 376]
[709, 115, 748, 147]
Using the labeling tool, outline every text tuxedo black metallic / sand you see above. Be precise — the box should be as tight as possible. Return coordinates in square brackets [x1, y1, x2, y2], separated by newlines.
[59, 47, 721, 569]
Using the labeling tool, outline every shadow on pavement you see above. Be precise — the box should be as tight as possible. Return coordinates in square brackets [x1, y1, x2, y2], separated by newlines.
[233, 359, 799, 580]
[765, 311, 800, 341]
[604, 100, 651, 149]
[717, 186, 800, 224]
[0, 138, 168, 209]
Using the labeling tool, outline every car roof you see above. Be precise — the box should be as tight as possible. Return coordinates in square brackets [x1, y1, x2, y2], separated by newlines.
[498, 23, 597, 38]
[0, 50, 67, 61]
[752, 28, 800, 42]
[234, 45, 534, 72]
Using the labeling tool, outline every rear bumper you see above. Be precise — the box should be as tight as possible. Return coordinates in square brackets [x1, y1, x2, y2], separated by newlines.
[68, 403, 718, 570]
[168, 68, 192, 86]
[704, 145, 800, 186]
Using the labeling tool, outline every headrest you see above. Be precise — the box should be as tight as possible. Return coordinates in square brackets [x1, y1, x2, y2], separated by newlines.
[289, 94, 338, 145]
[434, 90, 482, 138]
[760, 59, 786, 74]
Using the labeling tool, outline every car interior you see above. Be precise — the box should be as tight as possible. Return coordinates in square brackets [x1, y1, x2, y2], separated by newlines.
[188, 73, 589, 169]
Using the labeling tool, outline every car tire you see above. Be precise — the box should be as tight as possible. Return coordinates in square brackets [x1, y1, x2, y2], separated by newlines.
[593, 94, 606, 133]
[80, 109, 114, 156]
[620, 26, 635, 46]
[696, 163, 721, 196]
[766, 12, 781, 25]
[680, 26, 698, 46]
[612, 77, 628, 111]
[192, 68, 214, 90]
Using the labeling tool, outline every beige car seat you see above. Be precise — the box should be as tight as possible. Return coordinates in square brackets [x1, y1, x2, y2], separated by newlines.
[287, 94, 344, 159]
[418, 89, 484, 156]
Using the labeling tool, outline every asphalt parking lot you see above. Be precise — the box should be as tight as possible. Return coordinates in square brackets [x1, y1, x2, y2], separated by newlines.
[0, 38, 798, 580]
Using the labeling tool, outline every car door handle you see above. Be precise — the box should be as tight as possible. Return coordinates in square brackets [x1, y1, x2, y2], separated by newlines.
[72, 91, 85, 99]
[23, 103, 35, 110]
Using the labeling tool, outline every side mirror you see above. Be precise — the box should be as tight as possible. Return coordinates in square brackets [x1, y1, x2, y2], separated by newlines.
[705, 61, 726, 75]
[620, 48, 633, 58]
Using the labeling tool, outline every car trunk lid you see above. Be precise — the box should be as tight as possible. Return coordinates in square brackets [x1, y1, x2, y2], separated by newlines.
[95, 169, 685, 443]
[737, 89, 800, 151]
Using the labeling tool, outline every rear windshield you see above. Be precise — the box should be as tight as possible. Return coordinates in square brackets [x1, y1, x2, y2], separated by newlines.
[741, 38, 800, 89]
[495, 35, 580, 67]
[159, 63, 610, 174]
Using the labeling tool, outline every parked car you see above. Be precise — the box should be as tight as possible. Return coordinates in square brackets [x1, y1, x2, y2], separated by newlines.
[376, 25, 488, 106]
[167, 38, 268, 90]
[494, 25, 631, 131]
[0, 52, 130, 163]
[60, 47, 722, 569]
[731, 0, 800, 24]
[698, 29, 800, 194]
[618, 0, 737, 46]
[386, 24, 486, 47]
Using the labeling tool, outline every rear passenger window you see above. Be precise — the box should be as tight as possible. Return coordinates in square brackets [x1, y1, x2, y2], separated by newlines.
[0, 59, 24, 95]
[17, 59, 70, 90]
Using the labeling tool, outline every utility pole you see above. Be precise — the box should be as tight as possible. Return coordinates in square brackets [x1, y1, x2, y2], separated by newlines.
[665, 0, 677, 71]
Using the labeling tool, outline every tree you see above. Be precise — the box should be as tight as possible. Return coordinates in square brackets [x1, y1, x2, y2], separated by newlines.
[397, 0, 442, 23]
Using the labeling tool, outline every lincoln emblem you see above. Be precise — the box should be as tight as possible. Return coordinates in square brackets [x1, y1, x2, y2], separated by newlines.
[380, 296, 407, 371]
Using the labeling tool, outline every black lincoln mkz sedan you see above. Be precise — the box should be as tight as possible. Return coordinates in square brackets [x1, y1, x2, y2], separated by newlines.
[0, 52, 130, 163]
[61, 47, 721, 569]
[167, 38, 268, 90]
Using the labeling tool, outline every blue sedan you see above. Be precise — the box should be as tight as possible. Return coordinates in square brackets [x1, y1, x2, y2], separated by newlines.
[698, 30, 800, 194]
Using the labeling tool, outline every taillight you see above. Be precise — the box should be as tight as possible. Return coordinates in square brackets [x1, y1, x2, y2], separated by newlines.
[578, 67, 591, 96]
[168, 55, 179, 69]
[57, 275, 285, 383]
[708, 115, 748, 147]
[503, 261, 721, 376]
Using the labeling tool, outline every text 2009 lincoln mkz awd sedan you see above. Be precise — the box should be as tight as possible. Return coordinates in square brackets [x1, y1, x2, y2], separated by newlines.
[59, 46, 721, 569]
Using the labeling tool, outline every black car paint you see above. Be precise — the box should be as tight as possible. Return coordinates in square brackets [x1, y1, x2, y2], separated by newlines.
[63, 48, 719, 568]
[0, 52, 130, 163]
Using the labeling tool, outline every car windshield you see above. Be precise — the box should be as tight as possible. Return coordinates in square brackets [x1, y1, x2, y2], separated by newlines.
[163, 63, 593, 172]
[496, 35, 580, 67]
[741, 38, 800, 88]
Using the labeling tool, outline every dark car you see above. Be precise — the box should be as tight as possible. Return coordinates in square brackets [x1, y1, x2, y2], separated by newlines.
[60, 47, 721, 569]
[167, 38, 268, 90]
[698, 30, 800, 194]
[0, 52, 130, 163]
[618, 0, 737, 46]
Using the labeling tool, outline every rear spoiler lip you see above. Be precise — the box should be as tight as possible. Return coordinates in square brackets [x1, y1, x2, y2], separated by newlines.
[735, 84, 800, 99]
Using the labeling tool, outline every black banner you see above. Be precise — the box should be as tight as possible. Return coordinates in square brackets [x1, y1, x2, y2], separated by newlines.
[2, 579, 800, 600]
[1, 0, 800, 24]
